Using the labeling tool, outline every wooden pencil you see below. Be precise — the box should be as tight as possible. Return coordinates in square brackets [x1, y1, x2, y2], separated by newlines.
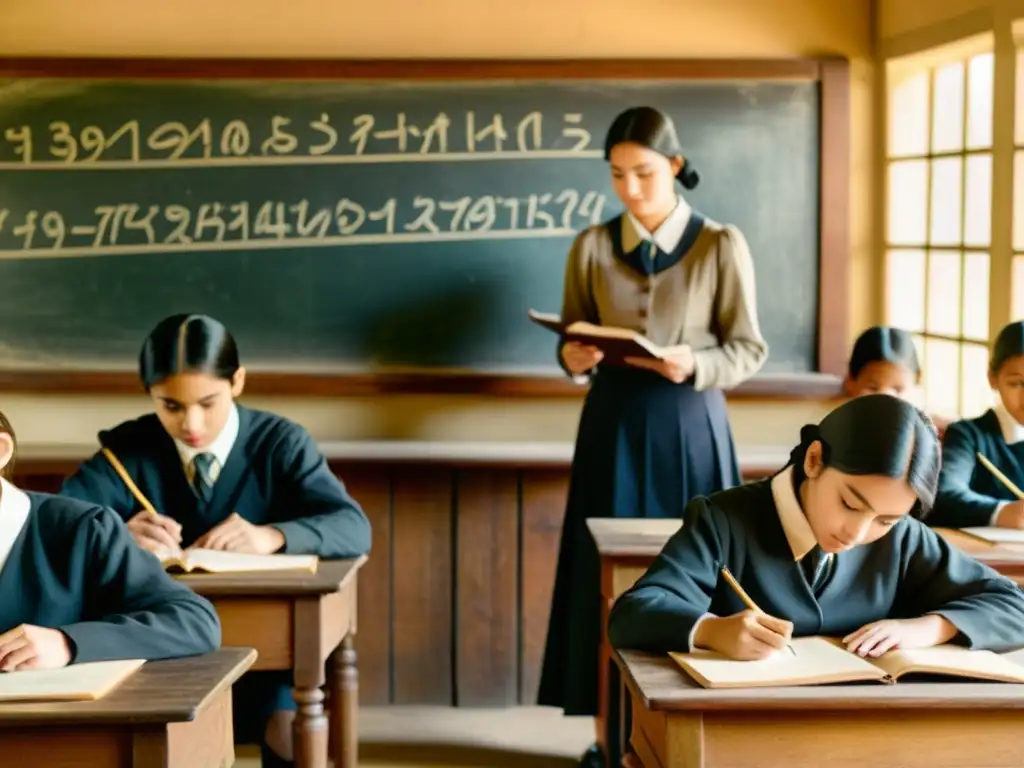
[977, 452, 1024, 500]
[720, 566, 796, 655]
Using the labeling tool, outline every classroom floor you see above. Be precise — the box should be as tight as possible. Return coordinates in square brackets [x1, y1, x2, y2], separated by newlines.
[232, 705, 594, 768]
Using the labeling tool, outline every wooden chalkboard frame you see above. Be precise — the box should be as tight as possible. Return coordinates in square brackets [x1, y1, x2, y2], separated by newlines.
[0, 57, 850, 400]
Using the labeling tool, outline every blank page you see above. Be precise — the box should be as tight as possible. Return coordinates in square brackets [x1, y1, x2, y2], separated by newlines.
[0, 658, 145, 702]
[875, 645, 1024, 683]
[182, 549, 318, 573]
[669, 636, 886, 689]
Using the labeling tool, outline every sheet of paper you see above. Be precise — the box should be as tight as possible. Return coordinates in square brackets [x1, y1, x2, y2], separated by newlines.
[0, 659, 145, 702]
[670, 636, 883, 688]
[961, 527, 1024, 544]
[183, 548, 317, 573]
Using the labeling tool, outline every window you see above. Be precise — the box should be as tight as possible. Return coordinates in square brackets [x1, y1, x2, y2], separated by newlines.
[1013, 49, 1024, 321]
[885, 50, 994, 419]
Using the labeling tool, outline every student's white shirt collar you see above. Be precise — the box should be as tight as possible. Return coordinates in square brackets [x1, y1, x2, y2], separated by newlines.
[0, 477, 32, 571]
[770, 467, 818, 562]
[173, 402, 239, 475]
[621, 196, 692, 255]
[995, 402, 1024, 445]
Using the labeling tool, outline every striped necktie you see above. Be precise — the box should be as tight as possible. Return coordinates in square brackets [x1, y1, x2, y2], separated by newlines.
[191, 452, 216, 504]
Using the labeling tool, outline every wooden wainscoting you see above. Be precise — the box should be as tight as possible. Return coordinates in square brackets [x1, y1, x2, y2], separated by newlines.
[334, 463, 569, 707]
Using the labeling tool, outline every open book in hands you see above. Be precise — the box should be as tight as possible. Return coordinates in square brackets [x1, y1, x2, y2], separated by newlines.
[157, 547, 318, 575]
[528, 310, 675, 366]
[669, 636, 1024, 689]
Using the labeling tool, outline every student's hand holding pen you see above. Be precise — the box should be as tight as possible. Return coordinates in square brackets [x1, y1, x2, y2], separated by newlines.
[693, 611, 794, 660]
[692, 566, 796, 660]
[126, 510, 183, 554]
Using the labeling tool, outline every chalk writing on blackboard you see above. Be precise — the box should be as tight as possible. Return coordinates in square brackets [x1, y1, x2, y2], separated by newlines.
[0, 189, 607, 258]
[0, 111, 598, 168]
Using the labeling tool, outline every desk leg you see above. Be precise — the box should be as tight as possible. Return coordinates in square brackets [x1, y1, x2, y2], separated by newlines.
[332, 634, 359, 768]
[598, 585, 620, 768]
[605, 652, 622, 768]
[292, 685, 328, 768]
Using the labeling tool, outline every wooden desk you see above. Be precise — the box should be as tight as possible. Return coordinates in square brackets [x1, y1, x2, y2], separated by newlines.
[0, 647, 255, 767]
[589, 519, 682, 768]
[588, 517, 1024, 768]
[616, 647, 1024, 767]
[178, 557, 366, 768]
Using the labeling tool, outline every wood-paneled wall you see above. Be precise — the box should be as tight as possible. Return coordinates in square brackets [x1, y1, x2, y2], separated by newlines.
[14, 458, 771, 707]
[336, 463, 569, 707]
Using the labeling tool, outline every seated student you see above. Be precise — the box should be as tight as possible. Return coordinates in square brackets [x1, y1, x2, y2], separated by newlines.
[0, 409, 220, 672]
[59, 313, 372, 767]
[844, 326, 951, 439]
[608, 394, 1024, 660]
[930, 321, 1024, 530]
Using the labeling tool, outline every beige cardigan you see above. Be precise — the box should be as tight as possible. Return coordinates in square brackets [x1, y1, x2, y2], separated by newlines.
[559, 212, 769, 391]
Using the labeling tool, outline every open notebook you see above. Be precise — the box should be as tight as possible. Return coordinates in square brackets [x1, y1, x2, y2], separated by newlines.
[0, 658, 145, 703]
[161, 548, 319, 575]
[527, 310, 671, 364]
[959, 527, 1024, 545]
[669, 636, 1024, 689]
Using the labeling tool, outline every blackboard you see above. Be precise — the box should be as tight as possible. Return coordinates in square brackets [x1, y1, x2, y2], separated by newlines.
[0, 59, 850, 394]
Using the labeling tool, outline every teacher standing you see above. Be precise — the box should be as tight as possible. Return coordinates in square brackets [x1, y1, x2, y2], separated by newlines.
[537, 106, 769, 766]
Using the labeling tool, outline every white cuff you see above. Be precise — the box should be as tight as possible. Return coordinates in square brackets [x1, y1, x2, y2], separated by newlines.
[991, 502, 1009, 526]
[688, 613, 715, 650]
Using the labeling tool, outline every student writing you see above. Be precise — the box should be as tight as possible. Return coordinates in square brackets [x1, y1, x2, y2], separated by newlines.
[931, 321, 1024, 529]
[608, 394, 1024, 660]
[0, 409, 220, 672]
[844, 325, 951, 438]
[59, 313, 372, 767]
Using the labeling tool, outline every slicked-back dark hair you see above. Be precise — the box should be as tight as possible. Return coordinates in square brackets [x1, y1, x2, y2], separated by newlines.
[848, 326, 921, 381]
[603, 106, 701, 190]
[991, 321, 1024, 375]
[139, 314, 240, 391]
[787, 394, 941, 518]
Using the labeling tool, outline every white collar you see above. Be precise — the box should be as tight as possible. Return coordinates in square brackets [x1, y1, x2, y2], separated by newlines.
[770, 467, 818, 562]
[621, 196, 692, 255]
[0, 476, 32, 538]
[995, 402, 1024, 445]
[173, 403, 240, 469]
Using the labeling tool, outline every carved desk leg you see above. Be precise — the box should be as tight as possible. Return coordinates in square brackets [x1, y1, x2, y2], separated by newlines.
[332, 634, 358, 768]
[292, 685, 328, 768]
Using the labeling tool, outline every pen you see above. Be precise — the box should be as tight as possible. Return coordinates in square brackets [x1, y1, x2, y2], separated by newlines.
[720, 566, 796, 656]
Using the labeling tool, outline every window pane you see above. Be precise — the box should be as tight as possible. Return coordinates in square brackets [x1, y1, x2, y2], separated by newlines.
[1014, 254, 1024, 321]
[912, 333, 926, 369]
[967, 53, 994, 149]
[932, 62, 965, 153]
[929, 157, 963, 245]
[886, 250, 926, 331]
[964, 153, 992, 247]
[961, 343, 992, 418]
[890, 71, 930, 157]
[1016, 51, 1024, 145]
[889, 160, 929, 245]
[1015, 152, 1024, 251]
[962, 251, 990, 341]
[927, 250, 962, 336]
[924, 338, 961, 416]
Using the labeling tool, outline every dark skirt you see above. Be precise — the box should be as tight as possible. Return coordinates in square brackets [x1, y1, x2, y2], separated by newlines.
[537, 366, 741, 716]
